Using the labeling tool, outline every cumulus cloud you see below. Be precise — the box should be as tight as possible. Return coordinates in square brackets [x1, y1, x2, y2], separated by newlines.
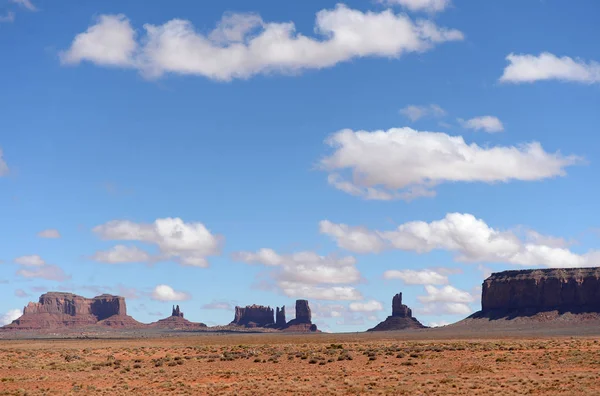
[321, 213, 598, 268]
[37, 229, 61, 239]
[276, 281, 363, 301]
[202, 300, 233, 310]
[16, 265, 69, 281]
[14, 255, 45, 267]
[458, 116, 504, 133]
[233, 249, 361, 285]
[418, 285, 475, 304]
[416, 285, 475, 316]
[500, 52, 600, 84]
[0, 147, 9, 176]
[11, 0, 37, 11]
[60, 15, 138, 67]
[91, 245, 152, 264]
[320, 127, 581, 200]
[93, 217, 222, 267]
[234, 249, 363, 301]
[0, 309, 22, 326]
[60, 5, 463, 81]
[400, 104, 446, 121]
[383, 269, 449, 285]
[349, 300, 383, 312]
[380, 0, 451, 12]
[151, 285, 191, 301]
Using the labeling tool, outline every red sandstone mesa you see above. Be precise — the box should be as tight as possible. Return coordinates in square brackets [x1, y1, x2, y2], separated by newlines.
[3, 292, 142, 330]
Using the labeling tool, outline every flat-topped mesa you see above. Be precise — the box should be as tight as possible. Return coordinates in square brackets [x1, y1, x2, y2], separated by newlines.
[275, 306, 286, 327]
[230, 304, 275, 328]
[368, 292, 425, 331]
[481, 268, 600, 314]
[172, 305, 184, 318]
[4, 292, 136, 330]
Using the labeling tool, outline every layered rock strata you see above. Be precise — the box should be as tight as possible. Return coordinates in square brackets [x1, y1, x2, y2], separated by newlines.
[473, 268, 600, 318]
[230, 304, 275, 328]
[4, 292, 141, 329]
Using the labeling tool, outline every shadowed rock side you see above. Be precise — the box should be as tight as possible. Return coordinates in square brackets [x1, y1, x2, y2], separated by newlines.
[467, 267, 600, 321]
[282, 300, 318, 332]
[149, 306, 207, 329]
[275, 306, 286, 327]
[230, 305, 275, 328]
[3, 292, 142, 330]
[368, 293, 426, 331]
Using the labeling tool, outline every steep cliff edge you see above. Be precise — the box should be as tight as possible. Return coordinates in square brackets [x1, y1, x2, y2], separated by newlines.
[3, 292, 142, 330]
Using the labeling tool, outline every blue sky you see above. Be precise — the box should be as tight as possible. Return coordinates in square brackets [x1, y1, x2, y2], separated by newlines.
[1, 0, 599, 331]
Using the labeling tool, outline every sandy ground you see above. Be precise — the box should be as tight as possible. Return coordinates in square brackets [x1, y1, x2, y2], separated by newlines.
[1, 328, 600, 395]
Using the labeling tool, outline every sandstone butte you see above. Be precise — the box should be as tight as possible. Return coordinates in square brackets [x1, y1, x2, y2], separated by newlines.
[3, 292, 142, 330]
[367, 292, 426, 331]
[1, 292, 317, 332]
[230, 299, 318, 332]
[469, 267, 600, 319]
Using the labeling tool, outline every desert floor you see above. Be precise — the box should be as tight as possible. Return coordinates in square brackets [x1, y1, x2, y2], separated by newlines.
[1, 330, 600, 395]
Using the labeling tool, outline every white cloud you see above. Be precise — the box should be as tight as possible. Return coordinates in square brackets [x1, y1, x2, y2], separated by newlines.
[429, 320, 450, 327]
[14, 289, 29, 298]
[0, 309, 22, 326]
[321, 213, 597, 268]
[458, 116, 504, 133]
[37, 229, 61, 239]
[60, 5, 463, 81]
[311, 303, 346, 318]
[93, 217, 222, 267]
[500, 52, 600, 84]
[278, 281, 363, 301]
[91, 245, 152, 264]
[202, 300, 233, 310]
[320, 127, 581, 200]
[421, 302, 472, 315]
[16, 265, 69, 281]
[11, 0, 36, 11]
[0, 12, 15, 23]
[380, 0, 451, 13]
[233, 249, 360, 285]
[400, 104, 446, 121]
[418, 285, 475, 304]
[151, 284, 191, 301]
[349, 300, 383, 312]
[60, 15, 138, 67]
[14, 255, 45, 267]
[383, 269, 449, 285]
[319, 221, 387, 253]
[0, 148, 9, 176]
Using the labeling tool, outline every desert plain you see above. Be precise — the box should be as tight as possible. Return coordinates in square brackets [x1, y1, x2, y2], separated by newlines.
[2, 326, 600, 395]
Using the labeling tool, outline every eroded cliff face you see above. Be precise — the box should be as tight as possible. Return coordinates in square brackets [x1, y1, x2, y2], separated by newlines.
[482, 268, 600, 313]
[231, 305, 275, 327]
[4, 292, 133, 330]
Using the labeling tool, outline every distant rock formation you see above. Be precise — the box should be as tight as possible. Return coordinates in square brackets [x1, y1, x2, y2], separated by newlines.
[470, 268, 600, 319]
[150, 305, 207, 329]
[282, 300, 318, 332]
[230, 304, 275, 328]
[3, 292, 142, 330]
[368, 293, 425, 331]
[275, 306, 286, 327]
[172, 305, 184, 318]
